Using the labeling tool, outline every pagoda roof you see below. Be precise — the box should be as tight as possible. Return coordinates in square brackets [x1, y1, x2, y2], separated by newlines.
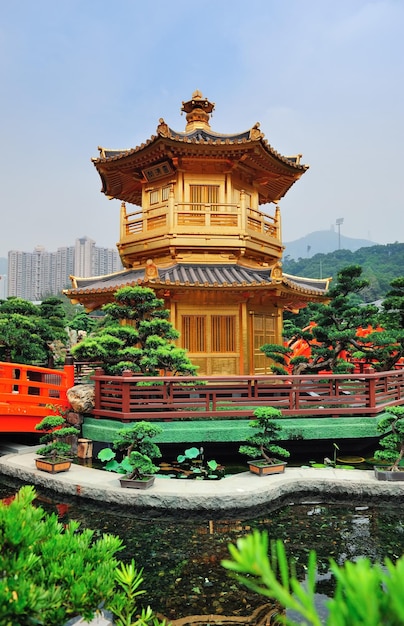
[92, 103, 308, 206]
[64, 262, 330, 311]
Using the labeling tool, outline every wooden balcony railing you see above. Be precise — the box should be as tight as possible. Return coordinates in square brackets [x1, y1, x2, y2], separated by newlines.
[175, 202, 240, 227]
[91, 368, 404, 422]
[122, 203, 279, 239]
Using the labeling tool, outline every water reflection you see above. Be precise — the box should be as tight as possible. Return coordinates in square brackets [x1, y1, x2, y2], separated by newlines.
[1, 476, 404, 623]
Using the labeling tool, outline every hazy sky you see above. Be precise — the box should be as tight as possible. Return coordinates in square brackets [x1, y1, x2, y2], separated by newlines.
[1, 0, 403, 259]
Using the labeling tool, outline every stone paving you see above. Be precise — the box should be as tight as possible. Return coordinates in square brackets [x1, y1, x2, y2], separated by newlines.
[1, 445, 404, 511]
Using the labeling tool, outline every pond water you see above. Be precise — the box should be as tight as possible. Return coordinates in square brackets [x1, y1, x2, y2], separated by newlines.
[1, 474, 404, 623]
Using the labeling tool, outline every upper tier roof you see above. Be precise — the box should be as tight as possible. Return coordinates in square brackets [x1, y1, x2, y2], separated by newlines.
[92, 91, 308, 206]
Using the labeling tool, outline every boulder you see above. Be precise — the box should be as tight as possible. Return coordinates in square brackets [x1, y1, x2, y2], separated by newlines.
[67, 384, 95, 413]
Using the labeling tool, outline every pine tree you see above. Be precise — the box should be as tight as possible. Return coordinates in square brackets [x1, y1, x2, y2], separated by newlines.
[261, 265, 404, 374]
[71, 286, 197, 376]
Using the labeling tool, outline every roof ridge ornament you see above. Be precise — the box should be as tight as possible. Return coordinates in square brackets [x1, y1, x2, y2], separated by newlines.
[271, 261, 283, 284]
[144, 259, 159, 281]
[157, 118, 170, 137]
[250, 122, 264, 141]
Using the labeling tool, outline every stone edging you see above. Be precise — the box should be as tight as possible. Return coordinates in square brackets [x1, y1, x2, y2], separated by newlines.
[2, 449, 404, 511]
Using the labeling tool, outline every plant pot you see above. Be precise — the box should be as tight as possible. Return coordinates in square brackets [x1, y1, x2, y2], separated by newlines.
[119, 475, 156, 489]
[77, 438, 93, 459]
[35, 458, 72, 474]
[248, 460, 287, 476]
[374, 467, 404, 481]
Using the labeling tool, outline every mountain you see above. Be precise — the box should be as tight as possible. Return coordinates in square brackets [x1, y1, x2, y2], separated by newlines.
[282, 241, 404, 302]
[283, 230, 378, 260]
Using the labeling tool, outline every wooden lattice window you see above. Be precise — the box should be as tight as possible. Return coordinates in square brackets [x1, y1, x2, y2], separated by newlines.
[150, 189, 159, 204]
[189, 185, 219, 210]
[211, 315, 236, 352]
[182, 315, 206, 352]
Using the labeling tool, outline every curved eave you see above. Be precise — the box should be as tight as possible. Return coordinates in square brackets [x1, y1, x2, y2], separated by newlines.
[283, 272, 332, 292]
[92, 127, 308, 206]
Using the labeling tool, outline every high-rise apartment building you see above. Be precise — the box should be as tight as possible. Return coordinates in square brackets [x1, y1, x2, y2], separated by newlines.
[7, 237, 121, 301]
[54, 246, 76, 292]
[74, 236, 96, 277]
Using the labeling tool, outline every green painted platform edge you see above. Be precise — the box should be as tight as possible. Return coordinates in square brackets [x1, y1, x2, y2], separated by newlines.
[83, 416, 382, 444]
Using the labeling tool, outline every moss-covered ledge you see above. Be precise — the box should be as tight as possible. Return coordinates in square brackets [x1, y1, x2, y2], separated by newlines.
[82, 415, 381, 445]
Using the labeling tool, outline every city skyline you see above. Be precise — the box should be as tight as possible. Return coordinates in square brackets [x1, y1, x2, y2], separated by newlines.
[0, 235, 117, 257]
[5, 236, 121, 301]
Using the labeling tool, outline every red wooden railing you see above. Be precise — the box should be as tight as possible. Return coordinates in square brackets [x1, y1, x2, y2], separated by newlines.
[92, 368, 404, 421]
[3, 361, 403, 433]
[0, 360, 75, 432]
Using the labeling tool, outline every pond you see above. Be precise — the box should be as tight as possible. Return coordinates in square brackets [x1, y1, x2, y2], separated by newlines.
[1, 474, 404, 624]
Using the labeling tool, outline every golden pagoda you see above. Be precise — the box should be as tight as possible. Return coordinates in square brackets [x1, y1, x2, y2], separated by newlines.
[65, 91, 330, 375]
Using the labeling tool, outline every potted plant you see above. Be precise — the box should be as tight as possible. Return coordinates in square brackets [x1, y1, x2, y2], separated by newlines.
[97, 421, 162, 489]
[373, 406, 404, 481]
[34, 413, 80, 474]
[239, 406, 290, 476]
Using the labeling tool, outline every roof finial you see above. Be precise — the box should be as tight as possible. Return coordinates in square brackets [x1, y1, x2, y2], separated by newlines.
[181, 91, 215, 132]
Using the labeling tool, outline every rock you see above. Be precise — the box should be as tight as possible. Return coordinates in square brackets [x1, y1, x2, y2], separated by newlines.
[64, 610, 114, 625]
[66, 411, 83, 427]
[67, 384, 95, 413]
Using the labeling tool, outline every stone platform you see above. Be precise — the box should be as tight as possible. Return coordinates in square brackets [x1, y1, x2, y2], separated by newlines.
[1, 446, 403, 512]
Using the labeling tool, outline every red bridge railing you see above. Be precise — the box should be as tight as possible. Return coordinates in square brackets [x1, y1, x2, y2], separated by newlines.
[0, 360, 75, 432]
[92, 368, 404, 421]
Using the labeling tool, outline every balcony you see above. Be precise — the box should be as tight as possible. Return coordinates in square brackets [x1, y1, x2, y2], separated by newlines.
[119, 202, 281, 262]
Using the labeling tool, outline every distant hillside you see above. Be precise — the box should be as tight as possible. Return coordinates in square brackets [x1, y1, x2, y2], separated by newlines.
[284, 230, 378, 260]
[282, 242, 404, 302]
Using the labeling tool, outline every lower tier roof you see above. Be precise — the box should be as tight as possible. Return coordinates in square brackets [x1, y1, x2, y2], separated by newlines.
[65, 262, 330, 311]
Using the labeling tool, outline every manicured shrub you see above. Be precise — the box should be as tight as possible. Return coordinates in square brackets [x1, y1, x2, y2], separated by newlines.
[0, 485, 122, 625]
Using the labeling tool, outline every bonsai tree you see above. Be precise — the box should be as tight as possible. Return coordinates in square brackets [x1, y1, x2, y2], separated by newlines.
[239, 406, 290, 465]
[71, 285, 197, 376]
[35, 413, 80, 460]
[98, 421, 162, 480]
[373, 406, 404, 471]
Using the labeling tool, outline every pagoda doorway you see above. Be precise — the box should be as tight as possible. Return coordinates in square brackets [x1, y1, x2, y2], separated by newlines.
[250, 312, 278, 374]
